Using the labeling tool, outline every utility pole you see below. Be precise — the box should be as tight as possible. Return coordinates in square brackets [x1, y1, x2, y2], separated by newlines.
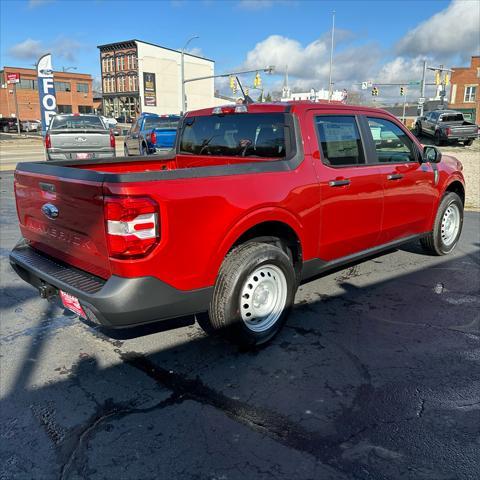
[328, 10, 335, 102]
[402, 88, 407, 124]
[419, 59, 427, 116]
[181, 35, 199, 115]
[13, 82, 21, 135]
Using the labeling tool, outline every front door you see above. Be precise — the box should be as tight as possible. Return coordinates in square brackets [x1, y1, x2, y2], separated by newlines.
[362, 115, 437, 243]
[310, 113, 384, 261]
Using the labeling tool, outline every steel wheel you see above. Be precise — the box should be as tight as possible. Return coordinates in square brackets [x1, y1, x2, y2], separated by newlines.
[240, 264, 288, 333]
[441, 203, 460, 246]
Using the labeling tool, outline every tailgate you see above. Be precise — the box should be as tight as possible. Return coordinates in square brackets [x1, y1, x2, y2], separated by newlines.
[154, 129, 176, 149]
[14, 170, 110, 279]
[50, 131, 111, 151]
[449, 125, 478, 136]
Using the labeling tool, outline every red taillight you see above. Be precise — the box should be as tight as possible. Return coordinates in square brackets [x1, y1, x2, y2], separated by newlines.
[150, 131, 157, 145]
[104, 196, 159, 258]
[445, 127, 452, 136]
[45, 133, 51, 149]
[110, 130, 116, 148]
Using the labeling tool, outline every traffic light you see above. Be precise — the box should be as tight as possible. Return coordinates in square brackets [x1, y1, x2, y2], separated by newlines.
[444, 73, 450, 86]
[371, 87, 379, 96]
[435, 70, 441, 85]
[229, 76, 237, 94]
[400, 86, 405, 96]
[254, 72, 262, 88]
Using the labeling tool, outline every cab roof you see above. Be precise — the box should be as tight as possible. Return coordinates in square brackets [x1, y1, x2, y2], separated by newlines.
[186, 100, 396, 118]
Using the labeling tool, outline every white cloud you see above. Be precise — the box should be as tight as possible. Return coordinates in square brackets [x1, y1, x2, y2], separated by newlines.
[242, 34, 380, 91]
[8, 37, 84, 62]
[396, 0, 480, 59]
[8, 38, 46, 59]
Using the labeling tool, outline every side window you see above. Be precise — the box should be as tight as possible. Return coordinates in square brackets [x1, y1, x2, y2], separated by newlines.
[367, 117, 417, 163]
[315, 115, 365, 166]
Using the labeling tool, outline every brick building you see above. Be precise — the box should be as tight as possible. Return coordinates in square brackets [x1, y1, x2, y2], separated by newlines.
[449, 56, 479, 124]
[0, 66, 94, 120]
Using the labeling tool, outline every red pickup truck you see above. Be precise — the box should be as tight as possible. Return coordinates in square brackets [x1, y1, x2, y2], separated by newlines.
[10, 101, 465, 346]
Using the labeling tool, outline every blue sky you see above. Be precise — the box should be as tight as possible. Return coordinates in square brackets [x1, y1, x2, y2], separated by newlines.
[1, 0, 478, 98]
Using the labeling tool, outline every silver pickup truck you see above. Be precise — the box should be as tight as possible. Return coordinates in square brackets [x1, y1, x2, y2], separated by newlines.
[414, 110, 478, 146]
[45, 114, 116, 161]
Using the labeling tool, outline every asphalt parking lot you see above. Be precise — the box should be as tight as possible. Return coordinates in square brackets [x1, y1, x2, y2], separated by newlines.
[1, 169, 479, 480]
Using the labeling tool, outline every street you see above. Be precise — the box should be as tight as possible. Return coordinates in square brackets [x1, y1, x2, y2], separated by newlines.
[1, 171, 479, 480]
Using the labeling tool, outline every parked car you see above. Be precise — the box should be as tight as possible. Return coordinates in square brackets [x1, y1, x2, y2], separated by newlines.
[101, 116, 117, 128]
[21, 119, 41, 133]
[414, 110, 478, 146]
[124, 113, 180, 156]
[10, 102, 465, 347]
[0, 117, 19, 133]
[45, 113, 116, 161]
[115, 115, 133, 124]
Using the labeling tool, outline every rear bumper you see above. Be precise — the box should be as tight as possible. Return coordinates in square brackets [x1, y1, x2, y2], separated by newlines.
[9, 240, 212, 329]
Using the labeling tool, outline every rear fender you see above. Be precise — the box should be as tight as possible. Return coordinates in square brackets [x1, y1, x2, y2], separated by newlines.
[207, 207, 305, 284]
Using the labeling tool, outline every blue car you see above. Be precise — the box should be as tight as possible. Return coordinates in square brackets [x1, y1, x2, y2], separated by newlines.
[124, 113, 180, 156]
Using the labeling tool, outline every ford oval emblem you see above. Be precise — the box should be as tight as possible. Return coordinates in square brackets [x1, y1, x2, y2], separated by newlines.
[41, 203, 59, 219]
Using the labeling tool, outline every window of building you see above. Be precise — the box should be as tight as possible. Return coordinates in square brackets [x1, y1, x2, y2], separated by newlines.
[367, 117, 416, 163]
[117, 55, 125, 71]
[110, 77, 115, 92]
[16, 78, 38, 90]
[78, 105, 93, 114]
[315, 116, 365, 166]
[464, 85, 477, 102]
[77, 83, 89, 93]
[132, 75, 138, 91]
[57, 105, 72, 114]
[55, 81, 71, 92]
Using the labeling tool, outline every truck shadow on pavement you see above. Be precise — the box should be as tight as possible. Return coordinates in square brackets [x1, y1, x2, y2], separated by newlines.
[1, 233, 479, 480]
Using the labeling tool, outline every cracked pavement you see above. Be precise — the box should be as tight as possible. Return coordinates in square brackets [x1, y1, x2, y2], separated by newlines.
[1, 171, 479, 480]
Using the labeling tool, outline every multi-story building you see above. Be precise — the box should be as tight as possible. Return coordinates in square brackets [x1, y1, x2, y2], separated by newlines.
[98, 39, 224, 119]
[449, 56, 479, 124]
[0, 66, 93, 120]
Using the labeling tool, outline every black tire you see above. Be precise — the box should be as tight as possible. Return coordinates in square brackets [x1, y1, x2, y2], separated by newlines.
[420, 192, 463, 255]
[124, 144, 129, 156]
[434, 131, 443, 146]
[2, 125, 8, 133]
[414, 123, 422, 137]
[464, 139, 473, 146]
[197, 242, 297, 347]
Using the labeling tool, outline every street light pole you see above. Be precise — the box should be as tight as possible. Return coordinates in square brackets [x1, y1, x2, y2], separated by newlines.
[328, 10, 335, 102]
[62, 66, 77, 72]
[181, 35, 199, 115]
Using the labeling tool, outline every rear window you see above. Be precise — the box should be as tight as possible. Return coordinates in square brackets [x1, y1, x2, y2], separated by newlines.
[144, 117, 179, 130]
[50, 115, 105, 130]
[179, 113, 287, 158]
[439, 114, 464, 122]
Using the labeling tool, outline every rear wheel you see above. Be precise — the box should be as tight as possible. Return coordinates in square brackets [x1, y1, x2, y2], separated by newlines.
[2, 125, 8, 133]
[434, 131, 444, 146]
[464, 139, 473, 146]
[140, 143, 148, 156]
[420, 192, 463, 255]
[197, 242, 297, 347]
[124, 144, 129, 156]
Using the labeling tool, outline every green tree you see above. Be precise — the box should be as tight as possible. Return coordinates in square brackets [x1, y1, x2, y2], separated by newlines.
[257, 92, 263, 102]
[265, 92, 272, 102]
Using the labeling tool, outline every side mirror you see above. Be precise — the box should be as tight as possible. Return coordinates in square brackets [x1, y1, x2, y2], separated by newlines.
[423, 145, 442, 163]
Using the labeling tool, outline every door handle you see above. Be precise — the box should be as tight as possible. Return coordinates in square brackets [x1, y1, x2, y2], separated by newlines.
[329, 179, 351, 187]
[387, 174, 404, 180]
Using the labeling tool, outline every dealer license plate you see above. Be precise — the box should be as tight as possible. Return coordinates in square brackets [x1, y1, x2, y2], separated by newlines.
[59, 290, 86, 319]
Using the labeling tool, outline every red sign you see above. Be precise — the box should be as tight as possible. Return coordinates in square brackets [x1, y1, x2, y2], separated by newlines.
[7, 72, 20, 84]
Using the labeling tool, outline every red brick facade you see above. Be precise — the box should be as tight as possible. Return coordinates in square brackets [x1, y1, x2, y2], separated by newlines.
[449, 56, 480, 124]
[0, 67, 93, 120]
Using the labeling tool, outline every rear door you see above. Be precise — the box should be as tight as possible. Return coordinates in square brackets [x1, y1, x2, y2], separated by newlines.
[362, 115, 436, 242]
[309, 112, 384, 260]
[14, 170, 111, 279]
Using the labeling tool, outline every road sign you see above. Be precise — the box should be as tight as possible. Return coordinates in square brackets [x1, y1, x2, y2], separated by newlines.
[361, 81, 373, 90]
[7, 72, 20, 84]
[408, 80, 420, 86]
[418, 97, 426, 105]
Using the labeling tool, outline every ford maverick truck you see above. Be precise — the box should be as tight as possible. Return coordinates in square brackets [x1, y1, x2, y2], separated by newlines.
[10, 102, 465, 346]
